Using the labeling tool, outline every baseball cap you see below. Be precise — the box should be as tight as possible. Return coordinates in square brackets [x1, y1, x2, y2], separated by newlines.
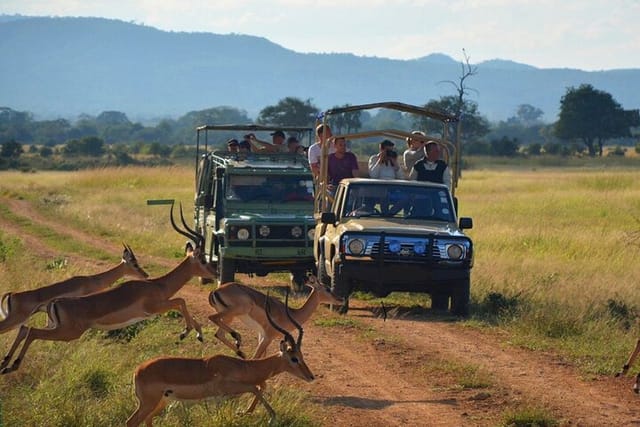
[381, 139, 395, 148]
[270, 130, 285, 138]
[226, 138, 239, 146]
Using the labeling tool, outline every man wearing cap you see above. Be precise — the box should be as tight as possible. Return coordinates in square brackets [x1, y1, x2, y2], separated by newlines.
[248, 130, 288, 153]
[368, 139, 403, 180]
[409, 141, 452, 190]
[226, 138, 240, 153]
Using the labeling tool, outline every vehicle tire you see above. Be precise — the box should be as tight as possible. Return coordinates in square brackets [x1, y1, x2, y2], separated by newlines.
[450, 278, 470, 317]
[431, 293, 449, 311]
[290, 270, 307, 293]
[218, 258, 235, 285]
[317, 253, 330, 286]
[331, 272, 351, 314]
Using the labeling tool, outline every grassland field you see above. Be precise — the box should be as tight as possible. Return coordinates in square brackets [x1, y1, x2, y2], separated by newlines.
[0, 159, 639, 426]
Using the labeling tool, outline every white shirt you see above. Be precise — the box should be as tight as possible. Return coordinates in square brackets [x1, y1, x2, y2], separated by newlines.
[308, 141, 336, 167]
[368, 153, 404, 180]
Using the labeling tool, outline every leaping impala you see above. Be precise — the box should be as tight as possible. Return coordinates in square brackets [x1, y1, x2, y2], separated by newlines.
[616, 340, 640, 393]
[0, 244, 148, 335]
[208, 275, 343, 358]
[0, 203, 217, 374]
[126, 290, 314, 427]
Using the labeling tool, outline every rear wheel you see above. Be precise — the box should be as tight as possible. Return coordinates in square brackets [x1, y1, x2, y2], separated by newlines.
[450, 278, 470, 317]
[431, 293, 449, 311]
[219, 258, 235, 285]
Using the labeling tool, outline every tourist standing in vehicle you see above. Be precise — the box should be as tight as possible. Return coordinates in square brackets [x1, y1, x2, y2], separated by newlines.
[308, 124, 335, 179]
[286, 136, 301, 154]
[368, 139, 403, 180]
[403, 131, 426, 175]
[409, 141, 452, 189]
[328, 137, 359, 188]
[248, 130, 288, 153]
[226, 138, 240, 153]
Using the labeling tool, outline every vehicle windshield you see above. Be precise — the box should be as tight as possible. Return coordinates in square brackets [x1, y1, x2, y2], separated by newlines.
[342, 183, 455, 222]
[226, 174, 314, 203]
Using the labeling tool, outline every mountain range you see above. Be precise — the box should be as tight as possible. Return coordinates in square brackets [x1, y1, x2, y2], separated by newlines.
[1, 15, 638, 123]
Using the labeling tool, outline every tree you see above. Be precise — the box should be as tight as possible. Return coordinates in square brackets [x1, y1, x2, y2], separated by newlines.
[330, 104, 362, 134]
[0, 140, 23, 158]
[514, 104, 544, 126]
[62, 136, 105, 157]
[414, 96, 490, 143]
[257, 97, 319, 126]
[555, 84, 640, 156]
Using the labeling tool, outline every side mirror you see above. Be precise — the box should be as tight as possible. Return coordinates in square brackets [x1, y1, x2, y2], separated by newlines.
[321, 212, 336, 224]
[459, 217, 473, 230]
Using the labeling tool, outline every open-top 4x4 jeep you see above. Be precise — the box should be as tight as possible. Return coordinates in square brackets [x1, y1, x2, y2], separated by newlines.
[313, 102, 474, 315]
[193, 125, 316, 288]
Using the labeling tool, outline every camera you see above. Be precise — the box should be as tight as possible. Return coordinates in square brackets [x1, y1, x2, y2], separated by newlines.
[386, 149, 397, 158]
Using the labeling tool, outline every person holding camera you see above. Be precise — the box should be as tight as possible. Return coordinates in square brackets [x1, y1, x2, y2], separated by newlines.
[368, 139, 404, 180]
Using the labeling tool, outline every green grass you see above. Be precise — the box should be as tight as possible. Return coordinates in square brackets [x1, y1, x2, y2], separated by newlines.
[500, 405, 560, 427]
[2, 164, 640, 424]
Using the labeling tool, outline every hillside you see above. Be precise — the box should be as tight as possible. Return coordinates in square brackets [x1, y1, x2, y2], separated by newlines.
[1, 15, 639, 122]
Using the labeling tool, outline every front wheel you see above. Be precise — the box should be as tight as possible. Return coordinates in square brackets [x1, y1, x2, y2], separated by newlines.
[290, 270, 307, 293]
[218, 258, 235, 285]
[450, 278, 470, 317]
[317, 252, 330, 286]
[431, 293, 449, 311]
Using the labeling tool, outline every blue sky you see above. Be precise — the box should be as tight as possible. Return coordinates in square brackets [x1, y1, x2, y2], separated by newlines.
[3, 0, 638, 71]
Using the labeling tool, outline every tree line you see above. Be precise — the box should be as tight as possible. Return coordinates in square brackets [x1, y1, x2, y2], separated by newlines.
[1, 85, 638, 170]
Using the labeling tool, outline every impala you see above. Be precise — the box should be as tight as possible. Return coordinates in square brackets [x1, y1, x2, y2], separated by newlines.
[0, 203, 217, 374]
[208, 275, 343, 358]
[126, 291, 314, 427]
[0, 244, 148, 335]
[616, 340, 640, 393]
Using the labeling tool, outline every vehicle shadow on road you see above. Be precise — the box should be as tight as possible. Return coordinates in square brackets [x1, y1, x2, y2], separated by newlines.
[315, 395, 458, 409]
[347, 304, 462, 323]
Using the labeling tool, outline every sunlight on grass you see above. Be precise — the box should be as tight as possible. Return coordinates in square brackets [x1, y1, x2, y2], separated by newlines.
[2, 165, 640, 424]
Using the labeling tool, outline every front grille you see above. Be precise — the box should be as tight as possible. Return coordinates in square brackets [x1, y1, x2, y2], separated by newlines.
[366, 237, 429, 260]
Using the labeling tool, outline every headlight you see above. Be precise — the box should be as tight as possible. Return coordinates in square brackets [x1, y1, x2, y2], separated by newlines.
[307, 228, 315, 240]
[388, 240, 401, 254]
[347, 238, 366, 255]
[414, 242, 426, 255]
[291, 226, 303, 238]
[237, 228, 250, 240]
[258, 225, 270, 237]
[446, 244, 464, 260]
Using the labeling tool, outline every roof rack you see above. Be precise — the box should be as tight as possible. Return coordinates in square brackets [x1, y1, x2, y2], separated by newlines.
[207, 150, 310, 171]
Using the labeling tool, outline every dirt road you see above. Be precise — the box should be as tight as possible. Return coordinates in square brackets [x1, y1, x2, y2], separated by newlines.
[2, 196, 640, 426]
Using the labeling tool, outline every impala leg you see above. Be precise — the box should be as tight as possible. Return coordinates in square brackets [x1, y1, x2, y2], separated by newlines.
[2, 323, 84, 374]
[0, 325, 29, 371]
[147, 298, 203, 342]
[252, 334, 275, 359]
[617, 339, 640, 377]
[246, 382, 268, 413]
[127, 387, 168, 427]
[247, 386, 276, 425]
[208, 313, 246, 358]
